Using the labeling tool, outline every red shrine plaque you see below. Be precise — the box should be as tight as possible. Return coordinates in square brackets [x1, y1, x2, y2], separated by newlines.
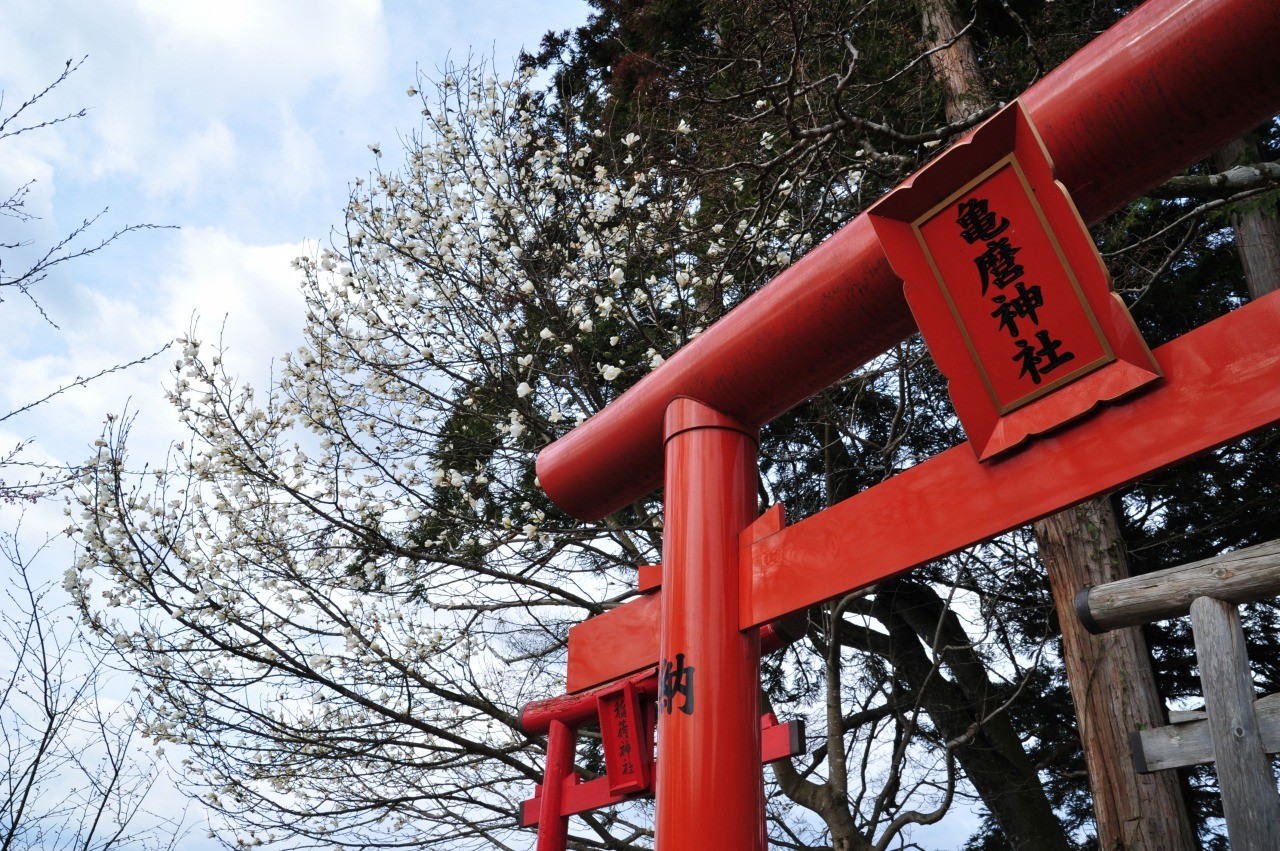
[596, 680, 652, 796]
[869, 101, 1160, 460]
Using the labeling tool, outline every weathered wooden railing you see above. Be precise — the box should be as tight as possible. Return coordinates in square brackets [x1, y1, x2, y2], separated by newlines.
[1076, 539, 1280, 851]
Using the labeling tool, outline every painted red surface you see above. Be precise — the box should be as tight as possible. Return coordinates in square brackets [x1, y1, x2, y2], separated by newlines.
[522, 668, 659, 736]
[919, 163, 1116, 405]
[597, 680, 652, 795]
[656, 398, 763, 851]
[565, 592, 661, 694]
[520, 715, 804, 828]
[534, 720, 575, 851]
[565, 579, 800, 694]
[870, 103, 1161, 459]
[742, 291, 1280, 629]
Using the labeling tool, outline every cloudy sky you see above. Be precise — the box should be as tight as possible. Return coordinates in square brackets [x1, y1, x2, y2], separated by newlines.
[0, 0, 587, 531]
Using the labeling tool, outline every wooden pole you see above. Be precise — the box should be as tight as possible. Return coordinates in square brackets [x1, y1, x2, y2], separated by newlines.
[1188, 597, 1280, 851]
[1077, 540, 1280, 633]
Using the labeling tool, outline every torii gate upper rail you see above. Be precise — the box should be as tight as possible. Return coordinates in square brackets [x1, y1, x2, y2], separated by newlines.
[537, 0, 1280, 522]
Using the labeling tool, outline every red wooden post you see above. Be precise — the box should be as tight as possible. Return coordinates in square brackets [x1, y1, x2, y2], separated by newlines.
[536, 720, 576, 851]
[657, 398, 763, 851]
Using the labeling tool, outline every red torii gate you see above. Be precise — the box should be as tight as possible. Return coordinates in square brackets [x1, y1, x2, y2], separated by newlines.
[522, 1, 1280, 848]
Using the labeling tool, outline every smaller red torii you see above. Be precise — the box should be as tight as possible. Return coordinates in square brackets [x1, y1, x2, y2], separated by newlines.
[519, 673, 804, 836]
[519, 588, 806, 851]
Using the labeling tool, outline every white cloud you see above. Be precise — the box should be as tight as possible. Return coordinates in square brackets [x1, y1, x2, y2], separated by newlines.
[0, 0, 392, 229]
[2, 0, 592, 249]
[141, 120, 240, 200]
[0, 228, 306, 467]
[151, 227, 309, 374]
[128, 0, 388, 102]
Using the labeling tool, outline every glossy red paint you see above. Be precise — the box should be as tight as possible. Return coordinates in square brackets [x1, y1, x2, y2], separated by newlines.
[521, 669, 658, 737]
[741, 290, 1280, 630]
[520, 715, 805, 827]
[656, 398, 763, 851]
[536, 0, 1280, 522]
[565, 592, 661, 694]
[597, 680, 653, 795]
[868, 102, 1160, 460]
[564, 568, 801, 693]
[535, 720, 575, 851]
[564, 597, 801, 694]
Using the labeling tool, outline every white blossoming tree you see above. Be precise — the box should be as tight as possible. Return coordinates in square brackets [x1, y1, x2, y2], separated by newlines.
[68, 64, 784, 849]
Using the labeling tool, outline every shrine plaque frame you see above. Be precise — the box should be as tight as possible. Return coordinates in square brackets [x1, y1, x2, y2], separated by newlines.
[868, 102, 1161, 461]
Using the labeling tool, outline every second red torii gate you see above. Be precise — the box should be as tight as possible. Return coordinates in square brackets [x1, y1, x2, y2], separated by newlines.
[525, 1, 1280, 848]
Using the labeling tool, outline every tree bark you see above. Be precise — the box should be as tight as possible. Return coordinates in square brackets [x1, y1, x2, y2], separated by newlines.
[772, 749, 872, 851]
[874, 581, 1074, 851]
[919, 0, 991, 124]
[1033, 502, 1198, 851]
[1213, 135, 1280, 299]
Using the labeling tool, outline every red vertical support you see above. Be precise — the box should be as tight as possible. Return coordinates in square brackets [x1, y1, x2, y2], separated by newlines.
[657, 397, 763, 850]
[536, 720, 575, 851]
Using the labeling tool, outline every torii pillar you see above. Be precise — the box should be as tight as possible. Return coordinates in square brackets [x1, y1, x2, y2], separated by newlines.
[656, 398, 764, 850]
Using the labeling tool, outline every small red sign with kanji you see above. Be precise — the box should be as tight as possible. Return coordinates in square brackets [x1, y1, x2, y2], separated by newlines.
[596, 680, 652, 796]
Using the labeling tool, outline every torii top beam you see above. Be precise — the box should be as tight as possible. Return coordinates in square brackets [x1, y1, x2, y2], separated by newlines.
[537, 0, 1280, 522]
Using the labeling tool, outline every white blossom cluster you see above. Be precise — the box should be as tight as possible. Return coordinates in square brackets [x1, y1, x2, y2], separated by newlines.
[63, 63, 817, 849]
